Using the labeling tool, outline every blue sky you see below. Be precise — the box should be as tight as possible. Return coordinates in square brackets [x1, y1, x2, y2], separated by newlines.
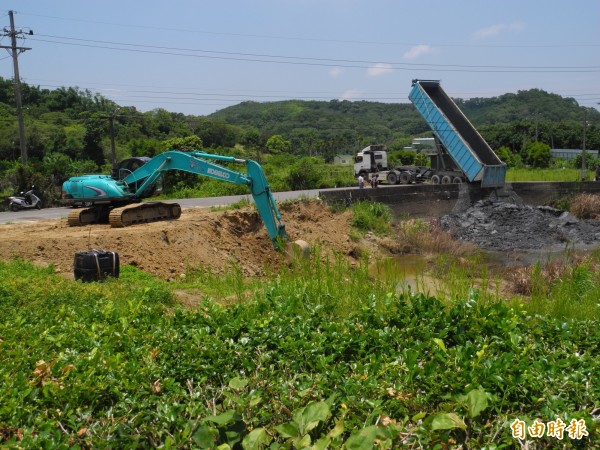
[2, 0, 599, 116]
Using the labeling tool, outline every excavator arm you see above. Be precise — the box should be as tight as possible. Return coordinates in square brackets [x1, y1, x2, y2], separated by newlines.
[120, 150, 286, 247]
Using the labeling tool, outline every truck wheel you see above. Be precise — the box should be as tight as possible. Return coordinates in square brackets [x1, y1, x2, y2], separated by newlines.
[399, 172, 411, 184]
[441, 175, 452, 184]
[431, 174, 441, 185]
[387, 172, 398, 184]
[452, 177, 463, 184]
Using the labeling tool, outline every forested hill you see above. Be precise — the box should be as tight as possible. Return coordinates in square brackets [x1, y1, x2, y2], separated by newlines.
[0, 74, 598, 166]
[209, 89, 599, 153]
[210, 100, 425, 144]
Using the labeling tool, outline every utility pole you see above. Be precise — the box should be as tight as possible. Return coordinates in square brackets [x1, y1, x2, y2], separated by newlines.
[581, 109, 587, 181]
[1, 11, 32, 164]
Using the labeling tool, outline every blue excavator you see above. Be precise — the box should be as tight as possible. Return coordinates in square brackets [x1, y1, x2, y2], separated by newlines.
[62, 150, 287, 247]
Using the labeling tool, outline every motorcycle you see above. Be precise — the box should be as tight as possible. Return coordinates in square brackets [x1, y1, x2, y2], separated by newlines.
[8, 187, 42, 211]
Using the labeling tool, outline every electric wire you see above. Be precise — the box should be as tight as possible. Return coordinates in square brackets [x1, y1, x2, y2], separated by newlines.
[29, 34, 600, 73]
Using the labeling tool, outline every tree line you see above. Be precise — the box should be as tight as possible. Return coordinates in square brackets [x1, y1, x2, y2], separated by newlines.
[0, 76, 599, 207]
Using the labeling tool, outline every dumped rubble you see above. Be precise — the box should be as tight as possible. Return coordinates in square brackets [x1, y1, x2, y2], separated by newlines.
[440, 199, 600, 252]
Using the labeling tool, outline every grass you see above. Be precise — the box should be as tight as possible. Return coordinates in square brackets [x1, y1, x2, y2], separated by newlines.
[350, 200, 392, 235]
[0, 258, 598, 448]
[506, 167, 594, 182]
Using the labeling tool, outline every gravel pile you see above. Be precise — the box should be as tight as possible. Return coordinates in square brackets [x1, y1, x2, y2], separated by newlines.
[440, 200, 600, 252]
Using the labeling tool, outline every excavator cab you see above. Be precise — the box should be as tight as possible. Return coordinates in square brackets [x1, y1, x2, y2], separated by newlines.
[112, 156, 163, 197]
[112, 157, 152, 180]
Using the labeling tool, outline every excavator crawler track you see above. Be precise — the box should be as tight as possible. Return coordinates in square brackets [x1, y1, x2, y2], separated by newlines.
[67, 206, 110, 226]
[108, 202, 182, 227]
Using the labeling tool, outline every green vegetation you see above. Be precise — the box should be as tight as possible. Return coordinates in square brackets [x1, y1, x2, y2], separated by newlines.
[1, 77, 600, 212]
[1, 253, 598, 448]
[506, 167, 594, 182]
[350, 201, 392, 235]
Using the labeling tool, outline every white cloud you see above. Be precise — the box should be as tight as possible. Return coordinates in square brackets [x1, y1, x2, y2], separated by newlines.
[340, 89, 363, 100]
[403, 45, 434, 60]
[367, 63, 393, 77]
[473, 22, 525, 39]
[329, 67, 343, 78]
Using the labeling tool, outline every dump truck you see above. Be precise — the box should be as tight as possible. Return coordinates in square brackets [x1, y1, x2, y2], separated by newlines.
[408, 79, 506, 188]
[354, 80, 506, 186]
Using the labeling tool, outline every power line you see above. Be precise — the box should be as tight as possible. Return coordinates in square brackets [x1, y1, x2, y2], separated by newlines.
[21, 80, 600, 108]
[29, 34, 600, 73]
[15, 10, 600, 49]
[22, 77, 600, 100]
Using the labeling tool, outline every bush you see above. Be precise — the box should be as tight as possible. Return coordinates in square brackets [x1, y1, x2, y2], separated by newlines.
[524, 142, 552, 168]
[569, 193, 600, 219]
[351, 201, 392, 234]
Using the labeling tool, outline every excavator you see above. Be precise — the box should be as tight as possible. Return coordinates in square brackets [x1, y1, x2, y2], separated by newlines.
[61, 150, 287, 247]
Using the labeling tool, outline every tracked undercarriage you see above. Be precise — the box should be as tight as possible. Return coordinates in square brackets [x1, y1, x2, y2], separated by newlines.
[67, 202, 182, 227]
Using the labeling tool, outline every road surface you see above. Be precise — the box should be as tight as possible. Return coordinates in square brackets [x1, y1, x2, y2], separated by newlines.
[0, 189, 334, 225]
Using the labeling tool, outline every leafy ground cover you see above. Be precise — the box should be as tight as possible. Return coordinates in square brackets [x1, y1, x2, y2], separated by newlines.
[1, 257, 598, 449]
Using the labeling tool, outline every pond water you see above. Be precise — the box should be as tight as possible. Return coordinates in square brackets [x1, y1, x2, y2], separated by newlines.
[372, 245, 599, 300]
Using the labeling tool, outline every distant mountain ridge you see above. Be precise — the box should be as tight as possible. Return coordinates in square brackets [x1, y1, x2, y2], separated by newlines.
[209, 89, 598, 151]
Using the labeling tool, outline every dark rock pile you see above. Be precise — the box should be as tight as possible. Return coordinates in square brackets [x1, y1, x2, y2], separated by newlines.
[440, 200, 600, 252]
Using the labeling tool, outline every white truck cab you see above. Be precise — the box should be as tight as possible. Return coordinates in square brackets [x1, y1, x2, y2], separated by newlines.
[354, 145, 389, 177]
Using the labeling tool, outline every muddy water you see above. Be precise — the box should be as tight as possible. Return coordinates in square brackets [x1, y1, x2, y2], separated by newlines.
[374, 246, 597, 299]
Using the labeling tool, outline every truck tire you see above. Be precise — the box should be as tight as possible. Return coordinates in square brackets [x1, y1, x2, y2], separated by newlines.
[387, 172, 398, 184]
[399, 172, 411, 184]
[431, 174, 441, 185]
[452, 176, 463, 184]
[441, 175, 452, 184]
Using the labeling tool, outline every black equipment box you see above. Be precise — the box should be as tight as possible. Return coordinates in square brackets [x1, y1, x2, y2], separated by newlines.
[74, 250, 120, 282]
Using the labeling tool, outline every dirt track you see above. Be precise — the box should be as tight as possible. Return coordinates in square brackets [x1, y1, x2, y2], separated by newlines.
[0, 200, 354, 279]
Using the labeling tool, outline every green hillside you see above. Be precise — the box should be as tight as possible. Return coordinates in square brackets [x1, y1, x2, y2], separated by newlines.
[1, 76, 599, 208]
[210, 90, 600, 158]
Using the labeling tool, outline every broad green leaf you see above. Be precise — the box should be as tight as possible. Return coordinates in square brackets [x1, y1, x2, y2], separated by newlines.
[431, 412, 467, 431]
[296, 434, 311, 448]
[249, 395, 262, 407]
[344, 426, 386, 450]
[313, 437, 331, 450]
[327, 419, 345, 439]
[275, 422, 300, 439]
[204, 410, 239, 426]
[242, 427, 271, 450]
[294, 401, 330, 434]
[465, 388, 489, 418]
[412, 412, 426, 422]
[432, 338, 447, 354]
[192, 424, 217, 448]
[229, 377, 249, 390]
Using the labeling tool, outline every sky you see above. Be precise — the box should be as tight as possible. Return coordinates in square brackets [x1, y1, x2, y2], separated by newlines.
[1, 0, 599, 117]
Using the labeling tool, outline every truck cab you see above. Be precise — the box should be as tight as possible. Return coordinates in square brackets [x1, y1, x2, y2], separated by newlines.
[354, 145, 389, 177]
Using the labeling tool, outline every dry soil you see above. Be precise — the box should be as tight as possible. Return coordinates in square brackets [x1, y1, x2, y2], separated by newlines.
[0, 200, 355, 280]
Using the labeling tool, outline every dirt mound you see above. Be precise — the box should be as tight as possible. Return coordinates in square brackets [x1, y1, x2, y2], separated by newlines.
[0, 200, 355, 280]
[440, 199, 600, 252]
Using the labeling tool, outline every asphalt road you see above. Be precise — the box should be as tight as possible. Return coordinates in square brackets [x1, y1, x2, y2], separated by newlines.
[0, 189, 332, 225]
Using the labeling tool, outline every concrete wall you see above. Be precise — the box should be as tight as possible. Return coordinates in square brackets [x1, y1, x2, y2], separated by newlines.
[319, 182, 600, 219]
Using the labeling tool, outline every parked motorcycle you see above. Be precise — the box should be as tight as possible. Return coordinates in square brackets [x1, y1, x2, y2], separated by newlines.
[8, 187, 42, 211]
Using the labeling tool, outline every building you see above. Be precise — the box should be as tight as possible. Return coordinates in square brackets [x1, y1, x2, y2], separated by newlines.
[334, 154, 354, 165]
[550, 149, 600, 160]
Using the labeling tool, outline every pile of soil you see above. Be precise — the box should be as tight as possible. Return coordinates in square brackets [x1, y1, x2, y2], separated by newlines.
[440, 199, 600, 252]
[0, 200, 355, 280]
